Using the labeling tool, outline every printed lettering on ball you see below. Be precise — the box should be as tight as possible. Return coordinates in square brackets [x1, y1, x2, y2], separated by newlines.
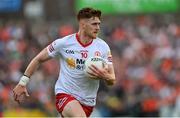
[84, 56, 107, 79]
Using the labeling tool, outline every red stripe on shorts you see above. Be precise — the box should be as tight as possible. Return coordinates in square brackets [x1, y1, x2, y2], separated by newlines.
[55, 93, 94, 117]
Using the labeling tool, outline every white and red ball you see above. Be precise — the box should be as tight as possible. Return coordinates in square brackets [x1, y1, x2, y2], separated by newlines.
[84, 56, 107, 78]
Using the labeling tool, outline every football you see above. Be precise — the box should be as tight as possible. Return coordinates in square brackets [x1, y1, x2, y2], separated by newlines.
[84, 56, 107, 78]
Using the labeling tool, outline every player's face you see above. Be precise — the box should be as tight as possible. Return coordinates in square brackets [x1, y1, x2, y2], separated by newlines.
[84, 17, 101, 39]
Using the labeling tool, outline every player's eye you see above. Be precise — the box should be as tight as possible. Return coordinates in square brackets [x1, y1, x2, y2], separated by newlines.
[92, 23, 100, 26]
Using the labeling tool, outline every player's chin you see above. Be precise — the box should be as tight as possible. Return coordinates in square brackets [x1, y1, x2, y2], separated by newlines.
[92, 33, 98, 39]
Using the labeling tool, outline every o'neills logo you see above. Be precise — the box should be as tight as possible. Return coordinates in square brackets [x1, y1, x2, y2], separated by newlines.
[107, 51, 112, 62]
[108, 56, 112, 62]
[48, 44, 55, 52]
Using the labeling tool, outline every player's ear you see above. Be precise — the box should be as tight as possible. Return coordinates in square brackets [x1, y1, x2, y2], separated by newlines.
[79, 19, 86, 29]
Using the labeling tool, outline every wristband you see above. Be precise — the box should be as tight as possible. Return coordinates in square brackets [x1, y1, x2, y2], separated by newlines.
[18, 75, 30, 86]
[23, 74, 30, 78]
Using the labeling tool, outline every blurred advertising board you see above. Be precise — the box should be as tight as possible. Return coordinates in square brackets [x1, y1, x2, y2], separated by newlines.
[75, 0, 179, 14]
[0, 0, 21, 12]
[3, 109, 47, 117]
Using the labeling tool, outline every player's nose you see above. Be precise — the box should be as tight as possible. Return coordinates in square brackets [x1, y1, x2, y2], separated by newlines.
[96, 24, 100, 30]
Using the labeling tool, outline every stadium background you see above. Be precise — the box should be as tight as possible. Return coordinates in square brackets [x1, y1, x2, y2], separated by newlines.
[0, 0, 180, 117]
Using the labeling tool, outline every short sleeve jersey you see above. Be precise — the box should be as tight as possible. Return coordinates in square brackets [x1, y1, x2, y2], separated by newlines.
[47, 33, 112, 106]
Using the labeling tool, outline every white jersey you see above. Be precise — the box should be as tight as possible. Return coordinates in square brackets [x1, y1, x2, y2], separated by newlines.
[47, 33, 112, 106]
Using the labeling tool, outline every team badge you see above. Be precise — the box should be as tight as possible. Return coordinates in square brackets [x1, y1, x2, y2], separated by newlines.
[94, 51, 101, 56]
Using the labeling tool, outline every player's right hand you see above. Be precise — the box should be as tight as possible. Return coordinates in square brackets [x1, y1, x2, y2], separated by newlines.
[13, 84, 29, 104]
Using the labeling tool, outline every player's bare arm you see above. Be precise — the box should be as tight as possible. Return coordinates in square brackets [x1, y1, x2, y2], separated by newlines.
[24, 48, 52, 77]
[88, 64, 116, 85]
[13, 48, 52, 104]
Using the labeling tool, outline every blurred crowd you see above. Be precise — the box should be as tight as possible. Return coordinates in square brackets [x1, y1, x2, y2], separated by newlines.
[0, 14, 180, 117]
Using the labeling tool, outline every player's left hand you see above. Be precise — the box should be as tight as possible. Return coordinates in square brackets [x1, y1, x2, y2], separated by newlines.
[87, 64, 110, 80]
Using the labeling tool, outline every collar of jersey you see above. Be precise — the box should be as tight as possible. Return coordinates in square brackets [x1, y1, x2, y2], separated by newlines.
[76, 33, 93, 48]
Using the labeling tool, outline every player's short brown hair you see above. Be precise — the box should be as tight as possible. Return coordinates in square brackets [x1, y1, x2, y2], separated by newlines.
[77, 7, 101, 21]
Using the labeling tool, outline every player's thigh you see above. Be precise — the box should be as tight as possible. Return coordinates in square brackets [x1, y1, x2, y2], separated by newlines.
[62, 100, 86, 117]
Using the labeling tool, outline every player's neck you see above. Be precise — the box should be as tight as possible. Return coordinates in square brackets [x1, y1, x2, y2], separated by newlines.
[77, 31, 93, 45]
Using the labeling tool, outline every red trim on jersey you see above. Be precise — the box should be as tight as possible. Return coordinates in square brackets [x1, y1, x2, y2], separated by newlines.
[76, 33, 93, 48]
